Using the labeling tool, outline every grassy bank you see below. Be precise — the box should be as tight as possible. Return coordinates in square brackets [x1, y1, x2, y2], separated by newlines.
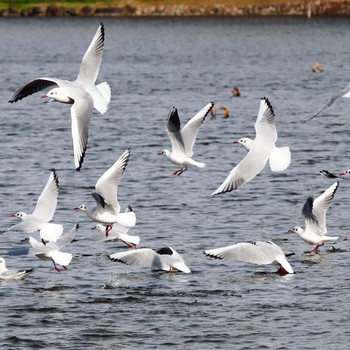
[0, 0, 310, 11]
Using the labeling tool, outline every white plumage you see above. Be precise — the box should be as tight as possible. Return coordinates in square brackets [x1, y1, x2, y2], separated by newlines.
[110, 247, 191, 273]
[204, 241, 294, 274]
[289, 181, 339, 252]
[212, 97, 291, 195]
[8, 169, 63, 243]
[158, 102, 214, 175]
[8, 23, 111, 170]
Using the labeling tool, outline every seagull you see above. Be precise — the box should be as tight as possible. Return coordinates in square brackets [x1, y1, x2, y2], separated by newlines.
[158, 102, 214, 175]
[320, 169, 350, 180]
[92, 222, 140, 248]
[212, 97, 291, 195]
[204, 241, 294, 274]
[308, 82, 350, 121]
[109, 247, 191, 273]
[8, 169, 63, 243]
[8, 23, 111, 171]
[28, 223, 78, 272]
[0, 257, 34, 281]
[74, 149, 136, 235]
[288, 181, 339, 253]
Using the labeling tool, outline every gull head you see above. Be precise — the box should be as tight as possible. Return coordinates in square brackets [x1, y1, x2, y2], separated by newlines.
[339, 169, 350, 176]
[234, 137, 253, 151]
[157, 150, 170, 158]
[74, 204, 87, 212]
[11, 212, 26, 221]
[42, 88, 73, 104]
[288, 227, 302, 234]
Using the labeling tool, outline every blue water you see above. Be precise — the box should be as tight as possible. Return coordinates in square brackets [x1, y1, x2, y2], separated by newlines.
[0, 16, 350, 349]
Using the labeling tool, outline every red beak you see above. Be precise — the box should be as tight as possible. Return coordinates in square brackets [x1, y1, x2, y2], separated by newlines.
[41, 94, 48, 98]
[10, 213, 16, 217]
[288, 229, 294, 233]
[74, 207, 80, 211]
[339, 173, 345, 176]
[233, 140, 239, 144]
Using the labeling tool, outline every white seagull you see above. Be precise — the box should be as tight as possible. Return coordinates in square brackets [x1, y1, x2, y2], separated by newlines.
[28, 223, 78, 272]
[74, 150, 136, 235]
[158, 102, 214, 175]
[92, 221, 140, 248]
[288, 181, 339, 253]
[0, 257, 34, 281]
[8, 169, 63, 243]
[109, 246, 191, 273]
[8, 23, 111, 171]
[204, 241, 294, 274]
[309, 82, 350, 120]
[212, 97, 291, 195]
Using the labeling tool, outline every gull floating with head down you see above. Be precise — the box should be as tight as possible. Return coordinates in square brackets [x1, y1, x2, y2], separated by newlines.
[288, 181, 339, 253]
[0, 257, 34, 281]
[158, 102, 214, 175]
[74, 149, 136, 235]
[8, 23, 111, 171]
[8, 169, 63, 243]
[204, 241, 294, 274]
[212, 97, 291, 195]
[109, 247, 191, 273]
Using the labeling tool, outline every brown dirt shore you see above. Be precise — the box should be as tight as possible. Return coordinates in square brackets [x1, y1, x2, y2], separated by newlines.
[0, 0, 349, 17]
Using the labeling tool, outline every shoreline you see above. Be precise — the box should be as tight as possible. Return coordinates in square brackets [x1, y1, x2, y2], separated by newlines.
[1, 1, 349, 18]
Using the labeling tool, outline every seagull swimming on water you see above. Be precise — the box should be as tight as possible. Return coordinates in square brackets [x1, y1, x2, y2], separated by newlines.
[8, 23, 111, 171]
[0, 257, 34, 281]
[204, 241, 294, 274]
[74, 150, 136, 235]
[158, 102, 214, 175]
[8, 169, 63, 243]
[109, 247, 191, 273]
[212, 97, 291, 195]
[288, 181, 339, 253]
[308, 82, 350, 121]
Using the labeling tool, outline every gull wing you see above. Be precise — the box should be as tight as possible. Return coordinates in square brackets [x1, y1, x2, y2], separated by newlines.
[56, 224, 79, 248]
[255, 97, 278, 144]
[109, 248, 169, 271]
[309, 82, 350, 120]
[166, 108, 186, 155]
[181, 102, 213, 157]
[211, 147, 269, 195]
[95, 150, 131, 213]
[71, 95, 94, 171]
[76, 23, 105, 86]
[8, 77, 65, 103]
[310, 181, 339, 235]
[32, 170, 59, 222]
[205, 241, 274, 265]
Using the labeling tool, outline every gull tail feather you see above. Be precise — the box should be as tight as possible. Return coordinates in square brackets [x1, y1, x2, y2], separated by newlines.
[90, 82, 111, 114]
[269, 146, 291, 172]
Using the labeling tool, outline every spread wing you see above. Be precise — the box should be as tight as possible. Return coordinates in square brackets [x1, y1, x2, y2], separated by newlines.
[211, 148, 269, 195]
[181, 102, 213, 157]
[76, 23, 105, 86]
[8, 78, 64, 103]
[71, 96, 94, 171]
[166, 107, 186, 155]
[32, 170, 59, 222]
[255, 97, 277, 144]
[95, 150, 131, 213]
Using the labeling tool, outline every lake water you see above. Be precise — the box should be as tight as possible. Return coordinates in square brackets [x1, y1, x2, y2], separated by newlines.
[0, 16, 350, 349]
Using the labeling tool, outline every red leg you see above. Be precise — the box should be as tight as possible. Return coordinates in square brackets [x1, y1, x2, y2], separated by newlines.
[41, 239, 47, 246]
[311, 245, 320, 253]
[63, 266, 68, 270]
[52, 259, 61, 273]
[105, 224, 112, 237]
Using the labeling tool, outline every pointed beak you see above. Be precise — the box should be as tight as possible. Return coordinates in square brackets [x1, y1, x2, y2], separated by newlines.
[10, 213, 16, 218]
[41, 94, 48, 98]
[233, 140, 239, 144]
[288, 229, 294, 233]
[74, 207, 80, 211]
[157, 151, 163, 156]
[91, 227, 96, 230]
[339, 173, 345, 176]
